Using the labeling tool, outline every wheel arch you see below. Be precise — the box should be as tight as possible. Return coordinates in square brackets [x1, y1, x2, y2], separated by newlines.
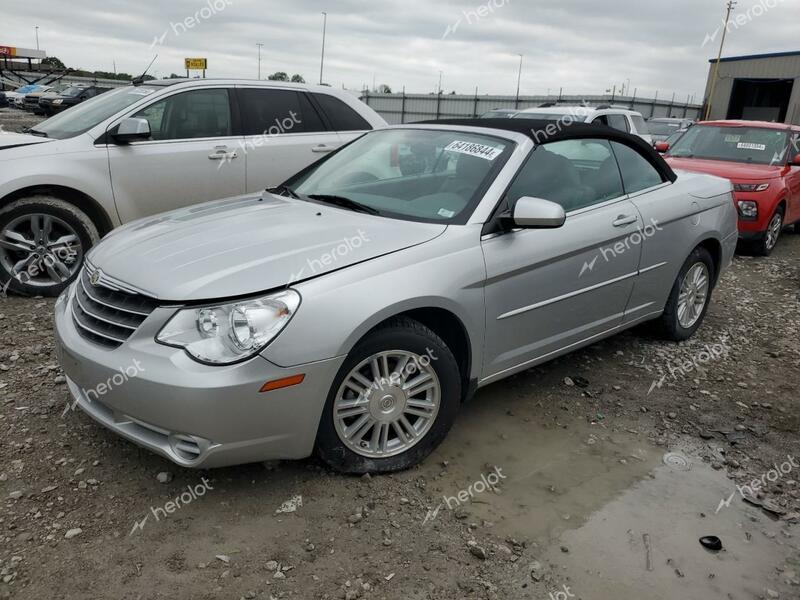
[0, 185, 115, 237]
[343, 303, 475, 402]
[695, 237, 723, 287]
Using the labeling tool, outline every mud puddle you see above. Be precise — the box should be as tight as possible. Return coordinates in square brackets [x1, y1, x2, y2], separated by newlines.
[421, 383, 798, 599]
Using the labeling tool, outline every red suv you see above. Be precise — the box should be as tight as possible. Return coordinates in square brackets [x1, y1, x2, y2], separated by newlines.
[661, 120, 800, 255]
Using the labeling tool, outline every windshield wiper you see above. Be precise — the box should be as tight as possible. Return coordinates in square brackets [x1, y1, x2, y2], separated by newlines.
[265, 185, 300, 199]
[308, 194, 380, 215]
[24, 128, 48, 138]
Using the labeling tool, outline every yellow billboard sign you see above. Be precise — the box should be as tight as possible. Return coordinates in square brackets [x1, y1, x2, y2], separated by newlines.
[184, 58, 207, 70]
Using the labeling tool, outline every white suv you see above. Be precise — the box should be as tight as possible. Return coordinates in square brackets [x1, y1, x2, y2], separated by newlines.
[0, 79, 386, 296]
[513, 105, 652, 145]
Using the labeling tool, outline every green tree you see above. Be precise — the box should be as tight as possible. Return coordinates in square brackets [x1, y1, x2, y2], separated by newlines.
[41, 56, 66, 70]
[268, 72, 289, 81]
[377, 84, 392, 94]
[290, 74, 305, 83]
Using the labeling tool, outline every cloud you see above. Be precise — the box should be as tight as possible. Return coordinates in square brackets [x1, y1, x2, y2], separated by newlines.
[4, 0, 799, 99]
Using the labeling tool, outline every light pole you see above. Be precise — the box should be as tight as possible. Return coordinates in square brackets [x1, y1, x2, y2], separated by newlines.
[34, 26, 39, 50]
[319, 12, 327, 85]
[438, 70, 443, 94]
[515, 54, 523, 108]
[256, 43, 263, 80]
[705, 1, 737, 121]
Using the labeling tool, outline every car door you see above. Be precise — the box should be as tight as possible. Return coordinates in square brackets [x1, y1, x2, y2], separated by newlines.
[236, 86, 341, 193]
[481, 138, 643, 381]
[785, 131, 800, 224]
[107, 87, 245, 223]
[608, 141, 687, 323]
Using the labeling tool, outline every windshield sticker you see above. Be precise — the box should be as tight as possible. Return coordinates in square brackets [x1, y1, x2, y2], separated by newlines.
[445, 140, 503, 161]
[438, 208, 456, 218]
[737, 142, 767, 151]
[724, 135, 741, 143]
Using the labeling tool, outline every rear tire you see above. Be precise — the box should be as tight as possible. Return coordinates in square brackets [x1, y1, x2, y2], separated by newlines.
[657, 246, 715, 342]
[316, 317, 461, 474]
[0, 196, 99, 297]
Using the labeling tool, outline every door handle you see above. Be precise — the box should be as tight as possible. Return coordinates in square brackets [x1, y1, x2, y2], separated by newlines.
[612, 215, 638, 227]
[312, 145, 335, 153]
[208, 146, 237, 160]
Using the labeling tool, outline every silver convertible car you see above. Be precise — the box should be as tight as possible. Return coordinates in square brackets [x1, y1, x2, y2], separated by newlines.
[54, 120, 738, 473]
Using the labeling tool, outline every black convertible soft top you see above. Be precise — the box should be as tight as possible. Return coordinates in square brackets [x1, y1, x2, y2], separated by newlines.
[418, 118, 677, 183]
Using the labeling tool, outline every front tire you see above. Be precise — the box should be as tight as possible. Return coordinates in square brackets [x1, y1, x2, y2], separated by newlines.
[0, 196, 99, 297]
[658, 246, 715, 341]
[753, 208, 784, 256]
[316, 317, 461, 474]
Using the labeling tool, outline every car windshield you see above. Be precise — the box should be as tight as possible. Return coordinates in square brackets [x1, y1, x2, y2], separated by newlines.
[648, 121, 682, 135]
[31, 86, 157, 140]
[61, 86, 88, 97]
[290, 129, 513, 223]
[669, 125, 790, 165]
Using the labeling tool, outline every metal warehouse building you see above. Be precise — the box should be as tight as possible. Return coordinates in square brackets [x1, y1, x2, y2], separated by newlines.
[704, 50, 800, 124]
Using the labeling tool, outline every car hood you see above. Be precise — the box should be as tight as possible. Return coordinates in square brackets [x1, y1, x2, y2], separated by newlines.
[88, 194, 448, 301]
[0, 132, 53, 150]
[665, 156, 785, 181]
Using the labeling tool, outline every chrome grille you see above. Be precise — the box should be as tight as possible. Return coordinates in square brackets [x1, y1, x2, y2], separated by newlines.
[71, 266, 158, 349]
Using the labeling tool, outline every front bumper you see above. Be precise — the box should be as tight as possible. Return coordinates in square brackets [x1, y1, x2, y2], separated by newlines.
[54, 287, 345, 468]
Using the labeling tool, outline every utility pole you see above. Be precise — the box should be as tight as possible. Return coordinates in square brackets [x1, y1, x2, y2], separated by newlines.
[34, 26, 39, 50]
[256, 43, 264, 80]
[319, 12, 327, 85]
[515, 54, 523, 108]
[705, 1, 737, 121]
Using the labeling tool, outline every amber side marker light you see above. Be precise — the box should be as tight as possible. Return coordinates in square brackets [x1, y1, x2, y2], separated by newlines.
[260, 374, 306, 393]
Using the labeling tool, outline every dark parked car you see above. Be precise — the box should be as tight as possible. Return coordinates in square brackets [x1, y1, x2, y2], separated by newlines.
[46, 85, 111, 114]
[0, 92, 8, 108]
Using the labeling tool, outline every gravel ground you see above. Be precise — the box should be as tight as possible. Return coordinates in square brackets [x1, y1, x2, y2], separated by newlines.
[0, 107, 798, 599]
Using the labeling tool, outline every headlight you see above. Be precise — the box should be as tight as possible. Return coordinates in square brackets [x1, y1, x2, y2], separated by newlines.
[737, 200, 758, 219]
[733, 183, 770, 192]
[156, 290, 301, 365]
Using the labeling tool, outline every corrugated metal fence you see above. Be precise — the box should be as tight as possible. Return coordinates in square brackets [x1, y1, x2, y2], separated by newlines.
[359, 92, 703, 124]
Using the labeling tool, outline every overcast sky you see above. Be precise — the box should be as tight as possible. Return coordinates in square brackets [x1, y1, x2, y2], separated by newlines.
[4, 0, 800, 100]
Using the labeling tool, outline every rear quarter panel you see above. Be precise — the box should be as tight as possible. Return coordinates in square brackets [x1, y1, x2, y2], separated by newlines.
[625, 173, 736, 320]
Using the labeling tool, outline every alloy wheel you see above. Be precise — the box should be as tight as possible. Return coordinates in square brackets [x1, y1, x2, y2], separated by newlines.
[0, 213, 82, 288]
[333, 350, 441, 458]
[677, 262, 710, 329]
[764, 211, 783, 252]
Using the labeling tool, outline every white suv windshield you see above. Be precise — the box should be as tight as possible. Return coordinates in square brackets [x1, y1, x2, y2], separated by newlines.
[291, 129, 512, 223]
[30, 87, 158, 140]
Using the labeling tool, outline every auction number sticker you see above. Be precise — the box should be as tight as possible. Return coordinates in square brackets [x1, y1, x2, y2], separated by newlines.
[737, 142, 767, 151]
[445, 140, 503, 161]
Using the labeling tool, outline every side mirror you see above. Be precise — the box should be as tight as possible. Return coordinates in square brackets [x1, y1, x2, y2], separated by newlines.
[111, 118, 151, 144]
[791, 154, 800, 167]
[655, 142, 670, 153]
[511, 196, 566, 229]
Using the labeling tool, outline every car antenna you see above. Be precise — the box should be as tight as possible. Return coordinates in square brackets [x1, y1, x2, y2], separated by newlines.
[131, 55, 158, 86]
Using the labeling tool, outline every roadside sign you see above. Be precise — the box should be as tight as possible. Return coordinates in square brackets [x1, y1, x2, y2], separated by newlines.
[184, 58, 208, 70]
[0, 46, 46, 59]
